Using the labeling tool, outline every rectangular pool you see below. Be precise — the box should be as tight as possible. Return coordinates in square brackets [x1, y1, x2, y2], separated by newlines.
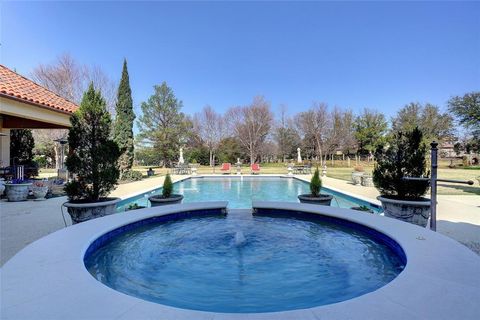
[117, 177, 382, 212]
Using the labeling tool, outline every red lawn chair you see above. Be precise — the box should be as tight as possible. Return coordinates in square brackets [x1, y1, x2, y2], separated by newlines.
[251, 163, 260, 174]
[220, 163, 231, 174]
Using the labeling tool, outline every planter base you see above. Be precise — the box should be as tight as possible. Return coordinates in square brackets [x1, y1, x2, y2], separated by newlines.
[149, 194, 184, 207]
[5, 183, 32, 202]
[351, 172, 364, 185]
[32, 186, 49, 200]
[361, 175, 373, 187]
[64, 198, 120, 224]
[298, 194, 333, 206]
[377, 196, 431, 227]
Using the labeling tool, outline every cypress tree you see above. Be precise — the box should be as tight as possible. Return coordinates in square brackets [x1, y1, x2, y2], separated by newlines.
[113, 59, 135, 177]
[65, 83, 120, 202]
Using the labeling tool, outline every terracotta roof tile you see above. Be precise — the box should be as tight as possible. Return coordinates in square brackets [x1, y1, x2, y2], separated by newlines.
[0, 64, 78, 114]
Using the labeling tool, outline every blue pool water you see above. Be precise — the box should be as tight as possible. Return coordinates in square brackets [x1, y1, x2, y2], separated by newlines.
[117, 177, 381, 211]
[85, 211, 405, 313]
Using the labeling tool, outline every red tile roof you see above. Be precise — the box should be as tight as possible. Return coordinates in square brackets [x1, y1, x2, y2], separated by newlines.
[0, 64, 78, 114]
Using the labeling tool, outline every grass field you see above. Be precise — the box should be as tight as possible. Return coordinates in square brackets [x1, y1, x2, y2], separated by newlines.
[39, 162, 479, 196]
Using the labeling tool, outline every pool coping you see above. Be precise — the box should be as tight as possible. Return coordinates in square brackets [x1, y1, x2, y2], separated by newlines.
[1, 202, 480, 319]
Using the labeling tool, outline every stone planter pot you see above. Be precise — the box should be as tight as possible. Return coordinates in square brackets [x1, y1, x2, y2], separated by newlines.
[377, 196, 431, 227]
[298, 194, 333, 206]
[64, 198, 120, 224]
[149, 194, 184, 207]
[361, 174, 373, 187]
[351, 172, 364, 185]
[5, 183, 32, 202]
[32, 186, 49, 200]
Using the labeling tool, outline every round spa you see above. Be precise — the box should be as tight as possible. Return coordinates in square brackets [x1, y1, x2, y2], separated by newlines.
[2, 201, 480, 320]
[84, 207, 406, 313]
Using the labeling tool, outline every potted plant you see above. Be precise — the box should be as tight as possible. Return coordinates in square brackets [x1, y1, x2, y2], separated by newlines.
[361, 174, 373, 187]
[63, 84, 121, 224]
[373, 127, 430, 227]
[32, 181, 49, 200]
[149, 174, 183, 206]
[4, 179, 32, 202]
[351, 165, 364, 185]
[298, 168, 333, 205]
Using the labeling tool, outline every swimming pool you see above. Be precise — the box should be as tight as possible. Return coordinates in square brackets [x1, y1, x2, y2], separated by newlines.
[117, 176, 382, 212]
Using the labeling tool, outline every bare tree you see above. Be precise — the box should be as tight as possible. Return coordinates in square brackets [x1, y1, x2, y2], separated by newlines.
[273, 105, 300, 162]
[193, 105, 225, 166]
[336, 109, 356, 160]
[31, 54, 118, 168]
[32, 54, 85, 103]
[295, 102, 329, 164]
[323, 107, 342, 161]
[32, 53, 117, 113]
[320, 107, 357, 164]
[88, 65, 117, 115]
[260, 140, 278, 163]
[227, 96, 273, 164]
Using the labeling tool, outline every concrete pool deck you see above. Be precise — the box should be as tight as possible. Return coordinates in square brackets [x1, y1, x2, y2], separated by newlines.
[0, 174, 479, 266]
[1, 202, 479, 319]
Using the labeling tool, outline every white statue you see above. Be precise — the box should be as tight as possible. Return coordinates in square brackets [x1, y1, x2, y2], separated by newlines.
[179, 147, 184, 164]
[297, 148, 302, 163]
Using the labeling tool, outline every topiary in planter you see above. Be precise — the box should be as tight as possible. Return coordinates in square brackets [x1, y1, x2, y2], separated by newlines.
[162, 173, 173, 198]
[149, 173, 183, 206]
[310, 168, 322, 197]
[373, 127, 431, 227]
[373, 127, 429, 200]
[63, 84, 121, 223]
[298, 168, 332, 205]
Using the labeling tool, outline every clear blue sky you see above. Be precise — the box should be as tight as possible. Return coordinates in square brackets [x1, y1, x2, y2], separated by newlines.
[2, 1, 479, 120]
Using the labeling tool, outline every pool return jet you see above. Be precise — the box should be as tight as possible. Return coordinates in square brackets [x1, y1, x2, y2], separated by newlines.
[403, 141, 474, 232]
